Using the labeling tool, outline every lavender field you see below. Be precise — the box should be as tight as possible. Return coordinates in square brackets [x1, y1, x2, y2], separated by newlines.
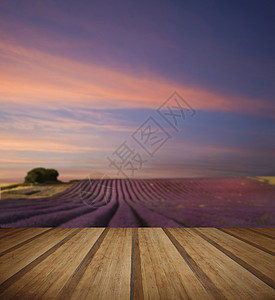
[0, 177, 274, 227]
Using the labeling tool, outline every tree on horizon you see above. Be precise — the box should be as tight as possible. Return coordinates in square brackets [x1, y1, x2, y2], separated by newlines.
[24, 167, 59, 184]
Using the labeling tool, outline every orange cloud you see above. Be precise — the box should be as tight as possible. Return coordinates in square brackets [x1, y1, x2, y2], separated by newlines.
[0, 137, 105, 154]
[0, 40, 273, 117]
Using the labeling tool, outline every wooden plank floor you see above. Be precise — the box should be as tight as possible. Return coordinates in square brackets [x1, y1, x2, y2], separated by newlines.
[0, 228, 274, 299]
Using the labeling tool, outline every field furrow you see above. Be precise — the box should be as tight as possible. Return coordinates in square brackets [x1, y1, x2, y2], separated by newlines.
[0, 177, 274, 227]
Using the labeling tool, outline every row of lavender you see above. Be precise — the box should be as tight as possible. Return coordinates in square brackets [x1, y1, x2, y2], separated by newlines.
[0, 178, 274, 227]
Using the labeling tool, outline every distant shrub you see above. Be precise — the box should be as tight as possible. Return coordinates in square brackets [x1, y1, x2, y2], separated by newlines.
[24, 168, 59, 184]
[68, 179, 80, 184]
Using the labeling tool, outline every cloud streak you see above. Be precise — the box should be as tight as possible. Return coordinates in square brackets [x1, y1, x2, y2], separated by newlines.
[0, 137, 103, 153]
[1, 40, 273, 118]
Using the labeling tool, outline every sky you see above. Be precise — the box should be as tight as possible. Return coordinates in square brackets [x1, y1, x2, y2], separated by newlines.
[0, 0, 275, 182]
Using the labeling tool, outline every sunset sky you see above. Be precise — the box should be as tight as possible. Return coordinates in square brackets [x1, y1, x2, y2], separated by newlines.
[0, 0, 274, 182]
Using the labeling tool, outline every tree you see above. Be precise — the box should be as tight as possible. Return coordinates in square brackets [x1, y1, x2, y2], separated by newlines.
[45, 169, 59, 181]
[24, 167, 59, 184]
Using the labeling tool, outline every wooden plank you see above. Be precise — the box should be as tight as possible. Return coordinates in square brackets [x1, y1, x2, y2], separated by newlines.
[0, 228, 105, 299]
[0, 227, 51, 256]
[194, 228, 275, 289]
[248, 228, 275, 240]
[59, 228, 109, 299]
[69, 228, 132, 300]
[169, 228, 275, 299]
[139, 228, 213, 300]
[219, 228, 275, 255]
[0, 227, 274, 299]
[0, 228, 77, 285]
[0, 228, 28, 239]
[130, 228, 143, 300]
[163, 228, 226, 299]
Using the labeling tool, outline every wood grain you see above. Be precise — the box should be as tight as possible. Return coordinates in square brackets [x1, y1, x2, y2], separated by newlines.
[130, 228, 143, 300]
[0, 228, 28, 239]
[163, 228, 225, 299]
[171, 228, 275, 299]
[59, 227, 108, 299]
[139, 228, 213, 299]
[194, 228, 275, 288]
[0, 228, 76, 285]
[0, 227, 52, 257]
[0, 227, 274, 300]
[219, 227, 275, 255]
[248, 227, 275, 239]
[70, 228, 132, 300]
[0, 228, 104, 299]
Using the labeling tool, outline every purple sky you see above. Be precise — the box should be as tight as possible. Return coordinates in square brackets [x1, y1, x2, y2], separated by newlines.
[0, 0, 274, 182]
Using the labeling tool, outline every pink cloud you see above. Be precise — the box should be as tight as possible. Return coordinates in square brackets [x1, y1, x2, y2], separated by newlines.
[0, 136, 104, 154]
[0, 40, 273, 117]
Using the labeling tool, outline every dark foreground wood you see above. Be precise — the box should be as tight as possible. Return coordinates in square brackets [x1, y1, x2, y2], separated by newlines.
[0, 228, 274, 299]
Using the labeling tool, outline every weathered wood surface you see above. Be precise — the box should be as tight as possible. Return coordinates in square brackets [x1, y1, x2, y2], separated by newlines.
[0, 228, 274, 299]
